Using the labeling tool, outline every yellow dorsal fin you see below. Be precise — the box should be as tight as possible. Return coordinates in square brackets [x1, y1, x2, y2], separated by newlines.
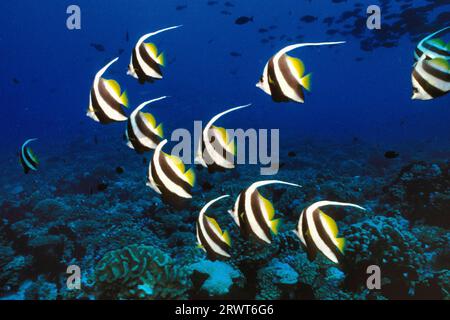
[28, 148, 39, 164]
[155, 123, 164, 138]
[105, 79, 122, 97]
[427, 38, 446, 49]
[259, 192, 275, 220]
[428, 57, 449, 71]
[184, 168, 196, 187]
[320, 211, 339, 237]
[141, 112, 157, 128]
[206, 216, 223, 234]
[145, 43, 159, 59]
[212, 126, 235, 155]
[300, 73, 312, 91]
[270, 218, 281, 235]
[222, 230, 231, 246]
[120, 90, 129, 107]
[166, 154, 186, 173]
[157, 52, 165, 66]
[287, 55, 305, 78]
[336, 237, 346, 253]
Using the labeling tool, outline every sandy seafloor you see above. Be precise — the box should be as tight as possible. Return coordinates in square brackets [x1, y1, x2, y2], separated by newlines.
[0, 135, 448, 300]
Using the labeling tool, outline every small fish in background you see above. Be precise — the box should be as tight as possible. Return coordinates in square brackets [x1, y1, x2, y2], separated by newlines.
[414, 27, 449, 62]
[90, 43, 106, 52]
[97, 182, 108, 192]
[412, 57, 449, 100]
[288, 151, 296, 158]
[176, 4, 187, 11]
[224, 1, 234, 8]
[207, 0, 218, 5]
[221, 10, 232, 16]
[20, 139, 39, 174]
[229, 180, 301, 244]
[125, 96, 166, 154]
[300, 15, 318, 23]
[294, 201, 366, 264]
[128, 25, 182, 84]
[235, 16, 253, 25]
[115, 166, 124, 174]
[117, 48, 124, 55]
[195, 104, 251, 173]
[258, 28, 268, 33]
[384, 150, 400, 159]
[147, 139, 195, 208]
[196, 195, 232, 259]
[229, 51, 242, 57]
[87, 57, 129, 124]
[256, 41, 345, 103]
[12, 78, 20, 85]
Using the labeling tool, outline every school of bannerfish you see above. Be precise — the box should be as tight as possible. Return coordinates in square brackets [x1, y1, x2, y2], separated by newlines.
[20, 25, 449, 266]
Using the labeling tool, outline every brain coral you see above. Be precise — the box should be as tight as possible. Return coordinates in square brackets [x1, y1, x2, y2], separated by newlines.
[95, 244, 191, 299]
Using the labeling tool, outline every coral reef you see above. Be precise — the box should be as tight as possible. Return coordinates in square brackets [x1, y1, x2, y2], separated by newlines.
[95, 244, 191, 299]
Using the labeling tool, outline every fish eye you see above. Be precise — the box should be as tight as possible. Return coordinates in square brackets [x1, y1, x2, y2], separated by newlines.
[413, 87, 419, 93]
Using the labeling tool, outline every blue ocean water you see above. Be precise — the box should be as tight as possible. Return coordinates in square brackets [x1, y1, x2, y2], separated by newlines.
[0, 0, 448, 300]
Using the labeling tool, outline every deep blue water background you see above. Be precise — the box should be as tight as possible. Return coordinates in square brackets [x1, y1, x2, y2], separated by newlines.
[0, 0, 449, 166]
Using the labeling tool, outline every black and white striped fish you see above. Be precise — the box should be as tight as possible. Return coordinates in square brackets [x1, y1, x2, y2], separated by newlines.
[256, 41, 345, 103]
[294, 201, 366, 264]
[125, 96, 166, 153]
[87, 57, 129, 124]
[195, 104, 251, 172]
[128, 26, 182, 84]
[196, 195, 232, 259]
[147, 139, 195, 208]
[412, 57, 449, 100]
[229, 180, 301, 244]
[20, 138, 39, 174]
[414, 27, 450, 62]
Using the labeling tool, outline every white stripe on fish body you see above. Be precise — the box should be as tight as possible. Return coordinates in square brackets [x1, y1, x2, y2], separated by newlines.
[196, 228, 205, 252]
[304, 201, 366, 263]
[416, 58, 450, 91]
[124, 129, 135, 149]
[146, 161, 162, 194]
[136, 46, 163, 79]
[92, 57, 127, 122]
[129, 97, 167, 150]
[198, 195, 231, 258]
[21, 139, 38, 171]
[153, 139, 192, 199]
[244, 180, 302, 243]
[87, 96, 100, 122]
[132, 25, 182, 79]
[256, 62, 271, 94]
[296, 210, 307, 247]
[273, 54, 304, 103]
[229, 194, 241, 227]
[201, 104, 252, 169]
[416, 27, 450, 61]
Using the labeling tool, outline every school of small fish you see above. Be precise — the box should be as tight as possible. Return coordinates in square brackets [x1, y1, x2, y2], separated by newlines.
[20, 23, 449, 265]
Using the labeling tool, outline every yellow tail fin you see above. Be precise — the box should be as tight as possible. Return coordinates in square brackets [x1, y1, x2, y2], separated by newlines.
[157, 52, 165, 66]
[270, 218, 281, 235]
[184, 168, 196, 187]
[336, 237, 346, 253]
[120, 90, 129, 107]
[155, 123, 164, 138]
[222, 230, 231, 246]
[300, 73, 312, 91]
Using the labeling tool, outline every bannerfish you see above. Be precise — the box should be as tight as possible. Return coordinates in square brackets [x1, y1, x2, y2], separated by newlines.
[195, 104, 251, 172]
[20, 138, 39, 174]
[229, 180, 301, 244]
[414, 27, 450, 62]
[196, 195, 232, 259]
[128, 25, 182, 84]
[294, 201, 366, 264]
[412, 57, 449, 100]
[87, 57, 129, 124]
[147, 139, 195, 207]
[256, 41, 345, 103]
[125, 96, 166, 153]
